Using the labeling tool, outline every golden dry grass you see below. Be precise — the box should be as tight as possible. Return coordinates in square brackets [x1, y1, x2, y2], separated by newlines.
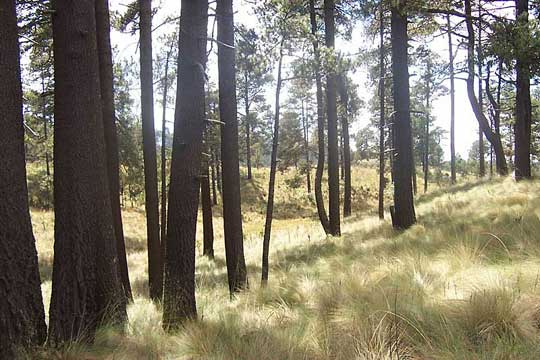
[28, 167, 540, 359]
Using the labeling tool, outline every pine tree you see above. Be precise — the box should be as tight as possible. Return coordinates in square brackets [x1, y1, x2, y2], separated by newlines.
[95, 0, 132, 300]
[0, 1, 47, 355]
[325, 0, 341, 236]
[163, 0, 208, 329]
[390, 0, 416, 229]
[139, 0, 162, 301]
[49, 0, 126, 343]
[218, 0, 249, 294]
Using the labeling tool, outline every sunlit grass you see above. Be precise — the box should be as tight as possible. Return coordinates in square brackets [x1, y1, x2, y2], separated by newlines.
[28, 167, 540, 359]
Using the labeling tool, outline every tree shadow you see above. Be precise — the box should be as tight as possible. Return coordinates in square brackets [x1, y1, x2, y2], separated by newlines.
[39, 255, 54, 283]
[416, 178, 502, 204]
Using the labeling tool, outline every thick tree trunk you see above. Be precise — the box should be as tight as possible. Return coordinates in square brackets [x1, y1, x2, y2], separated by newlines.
[160, 48, 171, 262]
[139, 0, 162, 301]
[515, 0, 532, 180]
[0, 2, 47, 355]
[201, 163, 214, 259]
[447, 14, 456, 184]
[49, 0, 126, 344]
[390, 2, 416, 229]
[262, 42, 284, 286]
[337, 75, 352, 217]
[324, 0, 341, 236]
[309, 0, 330, 234]
[301, 100, 312, 194]
[464, 0, 508, 175]
[217, 0, 248, 294]
[95, 0, 132, 301]
[378, 5, 386, 219]
[163, 0, 208, 329]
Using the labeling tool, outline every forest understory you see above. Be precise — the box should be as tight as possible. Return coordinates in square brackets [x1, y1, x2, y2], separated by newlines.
[27, 166, 540, 359]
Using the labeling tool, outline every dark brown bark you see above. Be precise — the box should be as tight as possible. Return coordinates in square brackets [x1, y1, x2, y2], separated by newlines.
[0, 2, 47, 355]
[390, 2, 416, 229]
[49, 0, 126, 344]
[95, 0, 132, 301]
[309, 0, 330, 235]
[217, 0, 248, 294]
[162, 0, 208, 329]
[262, 42, 284, 286]
[161, 46, 172, 265]
[464, 0, 508, 175]
[301, 100, 312, 194]
[378, 6, 386, 220]
[139, 0, 162, 301]
[447, 14, 456, 184]
[515, 0, 532, 180]
[201, 163, 214, 259]
[337, 75, 352, 217]
[324, 0, 341, 236]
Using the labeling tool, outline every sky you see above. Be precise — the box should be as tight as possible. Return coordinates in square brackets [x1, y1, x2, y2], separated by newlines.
[109, 0, 502, 161]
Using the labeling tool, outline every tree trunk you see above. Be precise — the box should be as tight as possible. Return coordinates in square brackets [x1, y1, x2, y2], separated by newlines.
[41, 75, 52, 208]
[412, 152, 418, 196]
[0, 2, 47, 355]
[211, 150, 218, 205]
[337, 75, 352, 217]
[160, 46, 172, 266]
[95, 0, 132, 301]
[245, 70, 253, 180]
[515, 0, 532, 180]
[340, 133, 345, 181]
[378, 5, 386, 219]
[464, 0, 508, 175]
[139, 0, 162, 301]
[162, 0, 208, 329]
[216, 149, 222, 194]
[424, 61, 431, 194]
[447, 14, 456, 184]
[324, 0, 341, 236]
[301, 100, 312, 193]
[201, 163, 214, 259]
[49, 0, 126, 344]
[217, 0, 248, 294]
[477, 8, 486, 178]
[262, 42, 284, 286]
[390, 1, 416, 229]
[309, 0, 330, 234]
[485, 62, 503, 177]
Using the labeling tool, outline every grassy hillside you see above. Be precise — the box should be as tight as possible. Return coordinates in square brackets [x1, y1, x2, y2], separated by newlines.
[29, 167, 540, 359]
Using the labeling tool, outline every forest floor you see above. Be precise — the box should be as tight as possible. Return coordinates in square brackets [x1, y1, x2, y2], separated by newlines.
[29, 165, 540, 359]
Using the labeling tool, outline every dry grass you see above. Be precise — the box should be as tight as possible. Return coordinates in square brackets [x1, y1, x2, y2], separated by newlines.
[28, 167, 540, 359]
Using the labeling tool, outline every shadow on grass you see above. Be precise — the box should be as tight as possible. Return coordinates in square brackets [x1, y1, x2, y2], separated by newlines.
[39, 256, 54, 283]
[178, 316, 316, 360]
[416, 177, 503, 204]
